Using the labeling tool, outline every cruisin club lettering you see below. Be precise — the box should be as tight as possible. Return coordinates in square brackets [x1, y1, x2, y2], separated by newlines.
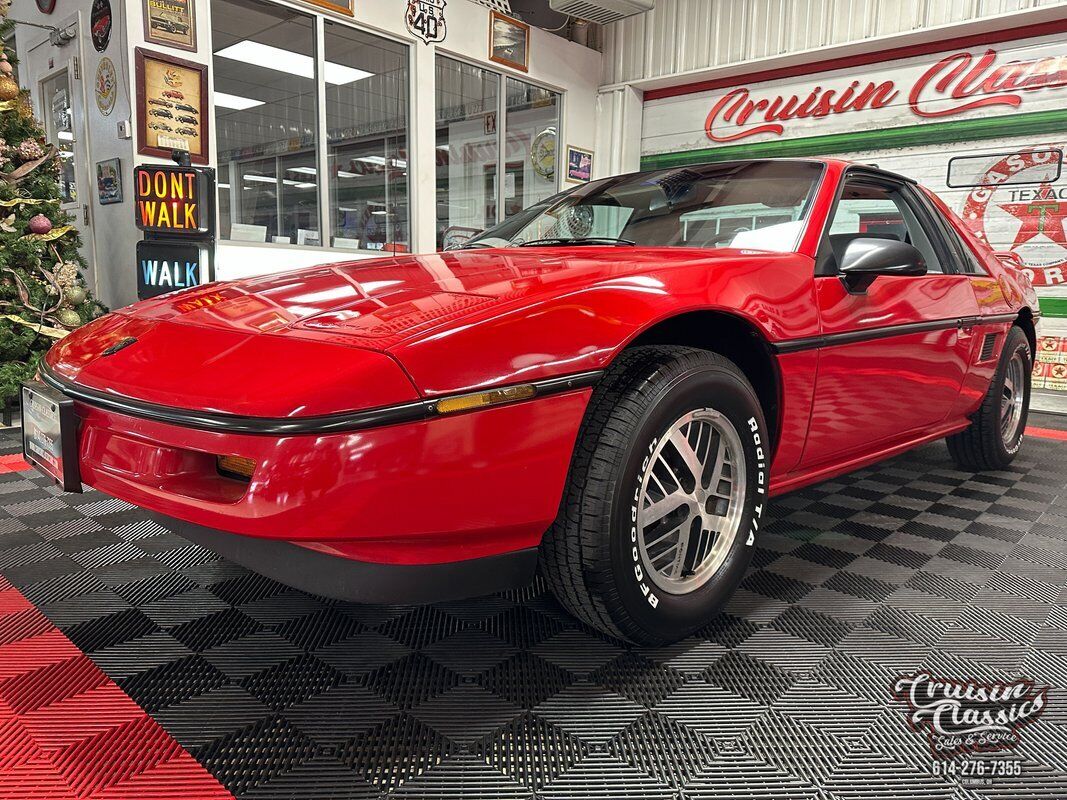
[704, 46, 1067, 143]
[893, 673, 1049, 757]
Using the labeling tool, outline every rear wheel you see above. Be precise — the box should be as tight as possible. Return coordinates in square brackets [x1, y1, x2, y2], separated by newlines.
[946, 325, 1031, 471]
[541, 346, 769, 645]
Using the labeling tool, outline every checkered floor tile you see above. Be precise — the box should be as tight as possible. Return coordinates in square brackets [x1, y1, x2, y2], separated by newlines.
[1, 427, 1066, 798]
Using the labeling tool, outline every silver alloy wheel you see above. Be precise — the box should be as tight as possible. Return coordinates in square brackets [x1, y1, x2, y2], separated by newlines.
[1000, 349, 1027, 445]
[636, 409, 747, 595]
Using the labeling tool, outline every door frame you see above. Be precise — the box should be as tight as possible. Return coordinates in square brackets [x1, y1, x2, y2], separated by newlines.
[25, 12, 98, 295]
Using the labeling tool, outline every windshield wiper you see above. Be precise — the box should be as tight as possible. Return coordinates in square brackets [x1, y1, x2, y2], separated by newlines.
[451, 240, 497, 249]
[515, 237, 636, 247]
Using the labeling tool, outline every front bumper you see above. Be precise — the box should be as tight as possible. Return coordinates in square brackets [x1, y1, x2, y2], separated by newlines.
[160, 514, 539, 603]
[42, 367, 594, 566]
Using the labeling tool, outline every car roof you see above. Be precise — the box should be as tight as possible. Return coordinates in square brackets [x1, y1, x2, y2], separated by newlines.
[620, 157, 917, 186]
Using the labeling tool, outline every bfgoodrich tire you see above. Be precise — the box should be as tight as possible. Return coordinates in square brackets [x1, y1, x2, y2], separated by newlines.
[541, 346, 770, 645]
[947, 325, 1031, 471]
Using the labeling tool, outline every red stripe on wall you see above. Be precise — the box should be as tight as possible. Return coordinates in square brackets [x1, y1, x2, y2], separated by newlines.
[643, 18, 1067, 101]
[0, 575, 234, 800]
[1026, 425, 1067, 441]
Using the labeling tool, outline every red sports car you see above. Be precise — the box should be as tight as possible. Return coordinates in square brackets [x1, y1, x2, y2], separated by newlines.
[23, 159, 1038, 644]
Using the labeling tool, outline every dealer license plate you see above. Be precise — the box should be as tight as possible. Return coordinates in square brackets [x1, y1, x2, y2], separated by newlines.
[21, 381, 81, 492]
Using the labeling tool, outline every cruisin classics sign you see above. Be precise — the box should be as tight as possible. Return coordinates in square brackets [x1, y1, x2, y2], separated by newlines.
[643, 35, 1067, 153]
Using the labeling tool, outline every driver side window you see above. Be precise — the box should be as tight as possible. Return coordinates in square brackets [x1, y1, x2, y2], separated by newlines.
[828, 182, 943, 274]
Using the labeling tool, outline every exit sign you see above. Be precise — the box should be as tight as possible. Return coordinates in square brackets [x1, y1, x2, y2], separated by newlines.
[134, 165, 214, 237]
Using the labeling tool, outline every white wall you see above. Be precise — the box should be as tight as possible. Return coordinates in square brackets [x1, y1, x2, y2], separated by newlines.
[601, 0, 1067, 87]
[12, 0, 142, 308]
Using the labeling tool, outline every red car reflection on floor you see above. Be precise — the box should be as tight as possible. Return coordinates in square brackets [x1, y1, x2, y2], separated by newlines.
[27, 159, 1038, 644]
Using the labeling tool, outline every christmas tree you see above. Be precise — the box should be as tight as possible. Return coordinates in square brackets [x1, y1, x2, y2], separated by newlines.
[0, 9, 105, 408]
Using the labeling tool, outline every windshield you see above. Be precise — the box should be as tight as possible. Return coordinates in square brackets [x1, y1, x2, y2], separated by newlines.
[458, 160, 824, 252]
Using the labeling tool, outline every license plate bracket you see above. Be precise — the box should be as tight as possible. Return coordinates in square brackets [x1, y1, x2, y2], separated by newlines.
[21, 381, 81, 492]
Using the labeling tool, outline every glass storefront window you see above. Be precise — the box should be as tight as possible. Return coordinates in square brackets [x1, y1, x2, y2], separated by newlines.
[435, 58, 499, 250]
[41, 72, 76, 204]
[435, 57, 560, 248]
[325, 23, 410, 252]
[504, 77, 559, 219]
[212, 0, 317, 243]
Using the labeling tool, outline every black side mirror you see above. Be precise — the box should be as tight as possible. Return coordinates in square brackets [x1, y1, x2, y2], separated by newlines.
[839, 237, 926, 292]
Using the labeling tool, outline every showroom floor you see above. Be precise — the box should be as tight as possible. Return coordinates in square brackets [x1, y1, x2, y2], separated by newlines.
[1, 423, 1065, 799]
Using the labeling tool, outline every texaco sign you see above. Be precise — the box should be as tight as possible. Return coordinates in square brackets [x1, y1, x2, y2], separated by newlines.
[961, 148, 1067, 287]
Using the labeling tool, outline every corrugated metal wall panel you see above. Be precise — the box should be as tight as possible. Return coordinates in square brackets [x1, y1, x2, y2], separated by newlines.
[601, 0, 1050, 85]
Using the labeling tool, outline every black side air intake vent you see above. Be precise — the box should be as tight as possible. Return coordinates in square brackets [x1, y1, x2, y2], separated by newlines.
[979, 333, 998, 362]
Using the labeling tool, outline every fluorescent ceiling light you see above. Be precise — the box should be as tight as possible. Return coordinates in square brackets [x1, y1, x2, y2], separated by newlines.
[242, 174, 316, 189]
[336, 170, 359, 178]
[216, 41, 373, 85]
[214, 91, 264, 110]
[287, 166, 317, 175]
[353, 156, 406, 168]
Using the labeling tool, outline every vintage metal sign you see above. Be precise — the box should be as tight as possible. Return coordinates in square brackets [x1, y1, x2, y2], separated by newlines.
[643, 35, 1067, 151]
[406, 0, 446, 44]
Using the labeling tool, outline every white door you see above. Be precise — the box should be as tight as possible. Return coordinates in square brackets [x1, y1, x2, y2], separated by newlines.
[24, 18, 97, 289]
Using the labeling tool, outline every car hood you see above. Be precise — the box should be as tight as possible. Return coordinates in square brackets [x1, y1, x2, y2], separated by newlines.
[45, 247, 771, 416]
[114, 247, 759, 346]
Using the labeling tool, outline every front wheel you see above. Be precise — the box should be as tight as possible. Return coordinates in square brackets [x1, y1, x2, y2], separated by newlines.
[947, 325, 1031, 471]
[541, 346, 770, 645]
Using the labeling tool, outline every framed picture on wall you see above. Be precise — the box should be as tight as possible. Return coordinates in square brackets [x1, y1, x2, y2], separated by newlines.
[135, 48, 209, 165]
[296, 0, 353, 16]
[489, 11, 529, 72]
[144, 0, 197, 52]
[566, 146, 593, 183]
[96, 158, 123, 204]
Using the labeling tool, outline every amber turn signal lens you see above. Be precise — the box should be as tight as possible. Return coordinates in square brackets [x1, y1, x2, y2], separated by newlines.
[217, 455, 256, 480]
[435, 384, 536, 415]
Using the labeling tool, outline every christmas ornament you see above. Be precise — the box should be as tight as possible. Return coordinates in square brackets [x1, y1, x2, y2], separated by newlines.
[0, 74, 18, 102]
[91, 303, 105, 319]
[16, 139, 44, 161]
[64, 286, 87, 307]
[28, 214, 52, 235]
[55, 260, 80, 288]
[0, 48, 11, 76]
[0, 213, 13, 233]
[23, 223, 73, 242]
[56, 308, 82, 329]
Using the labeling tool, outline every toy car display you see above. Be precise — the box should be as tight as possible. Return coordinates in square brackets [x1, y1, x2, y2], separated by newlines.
[24, 159, 1038, 644]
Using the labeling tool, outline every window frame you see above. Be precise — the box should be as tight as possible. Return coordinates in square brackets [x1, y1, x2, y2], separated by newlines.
[816, 169, 961, 278]
[912, 189, 990, 276]
[433, 50, 564, 244]
[211, 1, 413, 254]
